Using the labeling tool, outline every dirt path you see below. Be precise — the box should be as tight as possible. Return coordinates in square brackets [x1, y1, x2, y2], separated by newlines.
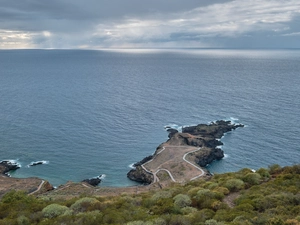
[223, 192, 240, 208]
[142, 145, 206, 183]
[28, 180, 45, 195]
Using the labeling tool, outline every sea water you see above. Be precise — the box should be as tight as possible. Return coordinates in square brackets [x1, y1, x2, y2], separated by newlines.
[0, 49, 299, 186]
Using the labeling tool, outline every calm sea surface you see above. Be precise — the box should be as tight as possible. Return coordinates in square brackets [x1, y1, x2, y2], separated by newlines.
[0, 49, 299, 186]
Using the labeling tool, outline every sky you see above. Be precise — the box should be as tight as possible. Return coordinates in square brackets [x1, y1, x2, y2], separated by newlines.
[1, 0, 300, 49]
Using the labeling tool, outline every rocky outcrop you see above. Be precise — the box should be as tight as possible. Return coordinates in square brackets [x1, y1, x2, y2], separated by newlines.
[128, 120, 243, 184]
[167, 128, 179, 138]
[133, 155, 153, 167]
[127, 165, 153, 184]
[82, 175, 103, 186]
[194, 147, 224, 167]
[182, 120, 244, 139]
[0, 160, 20, 176]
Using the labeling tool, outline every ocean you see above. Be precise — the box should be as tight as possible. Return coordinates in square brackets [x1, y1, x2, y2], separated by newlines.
[0, 49, 299, 187]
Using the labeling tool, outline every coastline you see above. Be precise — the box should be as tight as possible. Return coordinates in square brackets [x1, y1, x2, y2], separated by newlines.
[0, 120, 243, 198]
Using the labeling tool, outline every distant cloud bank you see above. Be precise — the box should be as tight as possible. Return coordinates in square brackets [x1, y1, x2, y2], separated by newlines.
[1, 0, 300, 49]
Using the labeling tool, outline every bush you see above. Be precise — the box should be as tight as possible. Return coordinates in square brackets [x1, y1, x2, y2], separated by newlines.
[205, 219, 225, 225]
[225, 179, 244, 192]
[151, 190, 173, 201]
[70, 197, 99, 212]
[17, 215, 30, 225]
[243, 173, 262, 186]
[257, 168, 271, 179]
[213, 187, 230, 195]
[181, 206, 197, 215]
[269, 164, 282, 175]
[173, 194, 192, 208]
[1, 191, 28, 204]
[191, 208, 215, 222]
[42, 204, 70, 218]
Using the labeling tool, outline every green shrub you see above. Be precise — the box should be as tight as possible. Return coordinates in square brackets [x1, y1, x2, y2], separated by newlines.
[181, 206, 197, 215]
[187, 187, 202, 197]
[243, 173, 262, 185]
[204, 182, 219, 190]
[205, 219, 225, 225]
[213, 187, 230, 195]
[17, 215, 30, 225]
[257, 168, 271, 179]
[173, 194, 192, 208]
[70, 197, 99, 212]
[1, 190, 28, 204]
[125, 221, 145, 225]
[225, 179, 245, 192]
[42, 204, 70, 218]
[151, 190, 173, 201]
[269, 164, 282, 175]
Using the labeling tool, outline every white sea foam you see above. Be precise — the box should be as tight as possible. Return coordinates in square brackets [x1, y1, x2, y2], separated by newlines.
[229, 117, 239, 123]
[128, 163, 135, 169]
[27, 160, 49, 167]
[92, 174, 106, 179]
[1, 159, 21, 168]
[223, 154, 229, 159]
[164, 124, 183, 132]
[99, 174, 106, 179]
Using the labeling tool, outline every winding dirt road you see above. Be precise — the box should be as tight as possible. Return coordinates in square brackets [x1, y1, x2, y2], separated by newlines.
[142, 145, 206, 184]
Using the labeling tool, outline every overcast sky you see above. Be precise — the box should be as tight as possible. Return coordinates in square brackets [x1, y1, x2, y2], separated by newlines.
[1, 0, 300, 49]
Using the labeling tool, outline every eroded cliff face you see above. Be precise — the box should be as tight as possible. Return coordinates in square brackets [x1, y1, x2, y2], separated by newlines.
[127, 120, 243, 184]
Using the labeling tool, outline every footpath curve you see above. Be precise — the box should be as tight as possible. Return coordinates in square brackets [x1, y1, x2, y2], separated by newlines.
[183, 148, 205, 180]
[141, 146, 206, 183]
[28, 180, 45, 195]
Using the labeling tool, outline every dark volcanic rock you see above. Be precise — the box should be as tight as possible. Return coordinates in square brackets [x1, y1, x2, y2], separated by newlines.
[82, 175, 103, 186]
[29, 161, 45, 166]
[182, 120, 244, 139]
[167, 128, 178, 138]
[127, 166, 153, 184]
[0, 160, 20, 175]
[194, 148, 224, 167]
[134, 155, 153, 167]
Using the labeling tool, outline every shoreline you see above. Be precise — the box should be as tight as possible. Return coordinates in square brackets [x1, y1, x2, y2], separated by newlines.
[0, 120, 244, 198]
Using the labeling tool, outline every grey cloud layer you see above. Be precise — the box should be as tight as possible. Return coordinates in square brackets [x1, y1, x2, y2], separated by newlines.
[0, 0, 300, 49]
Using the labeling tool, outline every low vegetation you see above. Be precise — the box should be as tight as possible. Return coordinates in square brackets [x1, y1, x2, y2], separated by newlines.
[0, 164, 299, 225]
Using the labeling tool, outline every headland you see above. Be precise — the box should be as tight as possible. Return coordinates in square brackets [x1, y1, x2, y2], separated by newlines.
[127, 120, 244, 186]
[0, 120, 243, 199]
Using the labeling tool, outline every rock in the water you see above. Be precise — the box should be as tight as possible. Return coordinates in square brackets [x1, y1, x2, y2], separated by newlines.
[0, 160, 20, 175]
[82, 175, 103, 186]
[28, 161, 49, 167]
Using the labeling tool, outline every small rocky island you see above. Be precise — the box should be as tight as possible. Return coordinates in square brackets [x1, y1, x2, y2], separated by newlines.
[127, 120, 244, 185]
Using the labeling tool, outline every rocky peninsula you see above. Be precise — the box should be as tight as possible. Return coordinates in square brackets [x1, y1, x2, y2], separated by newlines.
[127, 120, 244, 185]
[0, 120, 243, 199]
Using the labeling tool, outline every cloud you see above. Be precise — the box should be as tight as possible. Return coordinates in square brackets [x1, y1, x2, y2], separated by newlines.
[88, 0, 300, 48]
[282, 32, 300, 36]
[0, 0, 300, 48]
